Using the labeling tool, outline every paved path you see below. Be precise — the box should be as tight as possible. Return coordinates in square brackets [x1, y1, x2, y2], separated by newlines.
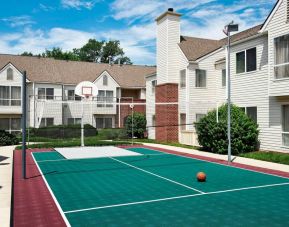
[142, 143, 289, 173]
[0, 145, 16, 227]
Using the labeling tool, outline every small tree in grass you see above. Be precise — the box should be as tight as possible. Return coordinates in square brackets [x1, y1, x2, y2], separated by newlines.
[125, 112, 146, 138]
[195, 104, 259, 155]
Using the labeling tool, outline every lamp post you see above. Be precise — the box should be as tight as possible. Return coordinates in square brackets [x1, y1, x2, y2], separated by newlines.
[223, 22, 238, 163]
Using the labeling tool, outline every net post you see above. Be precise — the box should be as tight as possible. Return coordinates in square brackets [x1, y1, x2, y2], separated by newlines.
[22, 71, 27, 179]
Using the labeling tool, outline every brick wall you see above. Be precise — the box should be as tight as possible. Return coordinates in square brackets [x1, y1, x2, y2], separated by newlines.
[116, 98, 146, 128]
[155, 83, 179, 142]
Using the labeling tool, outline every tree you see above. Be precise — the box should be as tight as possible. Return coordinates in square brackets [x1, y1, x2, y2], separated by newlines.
[195, 104, 259, 155]
[21, 52, 33, 56]
[43, 47, 79, 61]
[125, 112, 146, 138]
[75, 39, 104, 62]
[20, 39, 132, 64]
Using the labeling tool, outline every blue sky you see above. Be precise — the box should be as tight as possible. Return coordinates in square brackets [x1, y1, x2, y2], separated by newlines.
[0, 0, 276, 65]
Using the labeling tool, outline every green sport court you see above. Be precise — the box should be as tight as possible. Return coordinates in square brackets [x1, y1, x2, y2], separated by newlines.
[32, 146, 289, 226]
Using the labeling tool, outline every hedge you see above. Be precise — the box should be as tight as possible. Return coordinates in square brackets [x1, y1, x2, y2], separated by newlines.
[28, 124, 97, 139]
[195, 104, 259, 155]
[0, 130, 19, 146]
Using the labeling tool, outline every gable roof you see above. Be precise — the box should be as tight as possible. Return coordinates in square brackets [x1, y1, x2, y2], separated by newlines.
[0, 54, 156, 88]
[260, 0, 282, 32]
[179, 24, 262, 61]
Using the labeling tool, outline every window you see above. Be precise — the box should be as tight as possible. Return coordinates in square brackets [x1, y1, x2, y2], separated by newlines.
[196, 114, 206, 123]
[7, 68, 13, 80]
[46, 88, 54, 100]
[222, 69, 226, 87]
[38, 88, 54, 100]
[0, 86, 21, 106]
[282, 105, 289, 146]
[95, 117, 113, 128]
[103, 75, 108, 86]
[180, 114, 186, 131]
[236, 47, 256, 73]
[241, 106, 257, 123]
[67, 118, 81, 125]
[180, 69, 186, 88]
[97, 90, 114, 107]
[39, 118, 54, 127]
[195, 69, 206, 87]
[0, 118, 21, 134]
[274, 34, 289, 79]
[11, 87, 21, 106]
[67, 90, 81, 101]
[152, 115, 156, 127]
[152, 80, 157, 93]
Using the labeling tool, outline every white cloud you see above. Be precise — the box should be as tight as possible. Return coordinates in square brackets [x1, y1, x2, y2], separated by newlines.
[61, 0, 96, 10]
[1, 16, 35, 27]
[39, 3, 55, 12]
[110, 0, 214, 23]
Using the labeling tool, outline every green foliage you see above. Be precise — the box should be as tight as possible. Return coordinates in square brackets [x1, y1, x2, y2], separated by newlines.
[29, 124, 97, 139]
[240, 151, 289, 165]
[16, 139, 131, 150]
[74, 39, 104, 62]
[97, 128, 127, 140]
[43, 47, 80, 61]
[21, 52, 33, 56]
[0, 130, 19, 146]
[21, 39, 132, 64]
[195, 104, 259, 155]
[125, 112, 147, 138]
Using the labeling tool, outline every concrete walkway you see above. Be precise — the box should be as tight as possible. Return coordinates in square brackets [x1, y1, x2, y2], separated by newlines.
[0, 145, 15, 227]
[142, 143, 289, 173]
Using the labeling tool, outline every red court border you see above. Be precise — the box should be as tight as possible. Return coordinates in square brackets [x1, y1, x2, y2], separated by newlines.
[120, 144, 289, 178]
[13, 149, 66, 227]
[12, 145, 289, 227]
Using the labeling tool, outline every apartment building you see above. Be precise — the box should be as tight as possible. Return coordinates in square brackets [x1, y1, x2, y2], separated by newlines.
[147, 0, 289, 153]
[0, 55, 155, 133]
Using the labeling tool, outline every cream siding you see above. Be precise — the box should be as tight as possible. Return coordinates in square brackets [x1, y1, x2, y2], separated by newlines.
[146, 74, 156, 139]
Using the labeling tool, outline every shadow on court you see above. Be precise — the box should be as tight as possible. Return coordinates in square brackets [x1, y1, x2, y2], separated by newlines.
[28, 170, 59, 179]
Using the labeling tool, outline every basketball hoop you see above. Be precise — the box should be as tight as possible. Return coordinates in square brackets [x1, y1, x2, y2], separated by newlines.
[75, 81, 98, 147]
[75, 81, 98, 99]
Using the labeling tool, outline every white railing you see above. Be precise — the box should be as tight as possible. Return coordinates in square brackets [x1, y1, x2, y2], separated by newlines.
[179, 130, 199, 147]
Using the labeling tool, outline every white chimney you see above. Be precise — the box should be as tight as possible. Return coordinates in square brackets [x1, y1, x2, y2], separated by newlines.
[155, 8, 181, 84]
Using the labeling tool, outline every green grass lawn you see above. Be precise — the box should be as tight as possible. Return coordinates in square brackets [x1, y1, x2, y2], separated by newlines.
[240, 151, 289, 165]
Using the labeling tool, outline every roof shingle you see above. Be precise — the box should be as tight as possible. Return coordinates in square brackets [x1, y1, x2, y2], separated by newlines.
[0, 54, 156, 87]
[179, 24, 262, 61]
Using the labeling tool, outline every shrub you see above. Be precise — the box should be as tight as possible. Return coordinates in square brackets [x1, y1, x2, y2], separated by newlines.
[29, 124, 97, 139]
[195, 104, 259, 155]
[125, 112, 147, 138]
[0, 130, 19, 146]
[97, 128, 127, 140]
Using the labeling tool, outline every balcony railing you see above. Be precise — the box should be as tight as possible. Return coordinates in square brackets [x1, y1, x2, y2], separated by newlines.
[0, 98, 21, 106]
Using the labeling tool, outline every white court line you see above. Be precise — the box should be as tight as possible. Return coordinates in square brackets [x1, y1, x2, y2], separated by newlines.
[31, 153, 71, 227]
[109, 156, 205, 194]
[35, 153, 168, 163]
[64, 182, 289, 214]
[143, 146, 289, 180]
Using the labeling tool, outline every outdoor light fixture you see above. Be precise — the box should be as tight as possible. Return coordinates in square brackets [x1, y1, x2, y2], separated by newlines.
[223, 21, 239, 163]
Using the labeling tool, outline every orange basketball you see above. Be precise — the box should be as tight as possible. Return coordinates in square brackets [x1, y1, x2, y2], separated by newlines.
[196, 172, 206, 182]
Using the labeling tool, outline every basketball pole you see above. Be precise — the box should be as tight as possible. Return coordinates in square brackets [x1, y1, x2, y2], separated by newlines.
[81, 97, 84, 147]
[22, 71, 27, 179]
[224, 22, 238, 163]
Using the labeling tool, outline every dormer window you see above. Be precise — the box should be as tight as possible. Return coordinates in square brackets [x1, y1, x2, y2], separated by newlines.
[103, 75, 108, 86]
[7, 68, 13, 80]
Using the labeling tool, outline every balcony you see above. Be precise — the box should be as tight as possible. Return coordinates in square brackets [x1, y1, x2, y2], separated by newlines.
[0, 98, 22, 114]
